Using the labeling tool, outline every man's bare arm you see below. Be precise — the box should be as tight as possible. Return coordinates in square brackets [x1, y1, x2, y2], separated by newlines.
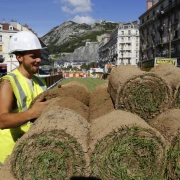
[0, 79, 49, 129]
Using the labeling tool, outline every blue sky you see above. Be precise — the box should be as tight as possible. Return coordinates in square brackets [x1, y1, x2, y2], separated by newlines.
[1, 0, 147, 37]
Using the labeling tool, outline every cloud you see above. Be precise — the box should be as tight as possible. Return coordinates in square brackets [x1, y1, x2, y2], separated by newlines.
[61, 6, 72, 13]
[72, 15, 96, 24]
[61, 0, 92, 14]
[59, 0, 96, 25]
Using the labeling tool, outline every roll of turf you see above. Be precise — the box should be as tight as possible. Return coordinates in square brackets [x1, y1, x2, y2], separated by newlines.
[150, 64, 180, 108]
[148, 108, 180, 179]
[108, 65, 172, 120]
[0, 106, 90, 180]
[89, 110, 168, 180]
[31, 80, 90, 107]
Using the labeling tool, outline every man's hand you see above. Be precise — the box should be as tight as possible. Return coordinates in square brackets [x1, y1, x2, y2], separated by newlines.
[28, 95, 51, 120]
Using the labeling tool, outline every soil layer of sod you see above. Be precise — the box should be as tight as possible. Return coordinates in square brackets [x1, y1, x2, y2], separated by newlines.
[89, 83, 114, 121]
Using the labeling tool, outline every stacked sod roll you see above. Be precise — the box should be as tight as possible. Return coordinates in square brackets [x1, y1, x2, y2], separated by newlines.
[31, 80, 90, 106]
[148, 109, 180, 179]
[150, 64, 180, 108]
[89, 110, 169, 180]
[108, 65, 173, 120]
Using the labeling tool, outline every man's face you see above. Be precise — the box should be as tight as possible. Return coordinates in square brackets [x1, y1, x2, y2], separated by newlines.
[21, 50, 41, 74]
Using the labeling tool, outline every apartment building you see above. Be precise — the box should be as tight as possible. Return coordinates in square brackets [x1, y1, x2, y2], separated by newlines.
[139, 0, 180, 63]
[98, 21, 140, 66]
[117, 21, 139, 65]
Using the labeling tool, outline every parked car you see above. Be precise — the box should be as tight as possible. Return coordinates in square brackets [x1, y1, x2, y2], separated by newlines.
[39, 68, 51, 75]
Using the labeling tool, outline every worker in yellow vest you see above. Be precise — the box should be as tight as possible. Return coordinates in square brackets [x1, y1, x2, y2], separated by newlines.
[0, 31, 51, 166]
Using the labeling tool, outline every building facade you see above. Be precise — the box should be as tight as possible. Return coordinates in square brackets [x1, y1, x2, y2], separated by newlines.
[139, 0, 180, 63]
[98, 21, 140, 66]
[117, 21, 139, 65]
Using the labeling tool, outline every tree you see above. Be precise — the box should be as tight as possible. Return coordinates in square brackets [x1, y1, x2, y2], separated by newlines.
[80, 63, 90, 70]
[89, 62, 98, 68]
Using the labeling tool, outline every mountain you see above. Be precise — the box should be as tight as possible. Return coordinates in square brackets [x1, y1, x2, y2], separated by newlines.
[40, 20, 118, 63]
[41, 20, 118, 55]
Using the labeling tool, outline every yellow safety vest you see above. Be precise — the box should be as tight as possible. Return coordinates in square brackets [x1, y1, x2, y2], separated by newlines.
[0, 69, 46, 164]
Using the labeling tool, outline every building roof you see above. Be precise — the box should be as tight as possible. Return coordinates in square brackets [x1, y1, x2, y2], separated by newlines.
[0, 23, 19, 31]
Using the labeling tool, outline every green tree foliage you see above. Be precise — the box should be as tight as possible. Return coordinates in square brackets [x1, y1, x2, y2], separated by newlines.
[80, 63, 90, 70]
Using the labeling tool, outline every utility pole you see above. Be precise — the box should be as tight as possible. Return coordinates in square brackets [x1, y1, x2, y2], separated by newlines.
[168, 21, 171, 58]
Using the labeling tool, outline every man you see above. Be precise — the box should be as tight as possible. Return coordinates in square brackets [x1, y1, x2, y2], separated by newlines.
[0, 31, 51, 165]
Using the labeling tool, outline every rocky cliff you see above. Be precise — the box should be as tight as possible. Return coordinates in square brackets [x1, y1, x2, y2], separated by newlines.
[60, 43, 99, 62]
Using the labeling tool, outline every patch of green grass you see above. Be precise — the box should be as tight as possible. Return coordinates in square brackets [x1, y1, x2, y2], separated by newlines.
[60, 78, 107, 92]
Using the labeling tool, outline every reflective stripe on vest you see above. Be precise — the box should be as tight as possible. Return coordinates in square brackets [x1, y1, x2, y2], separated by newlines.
[8, 73, 27, 111]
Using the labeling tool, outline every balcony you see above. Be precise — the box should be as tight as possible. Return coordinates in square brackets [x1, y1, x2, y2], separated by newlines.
[163, 0, 180, 14]
[123, 46, 132, 51]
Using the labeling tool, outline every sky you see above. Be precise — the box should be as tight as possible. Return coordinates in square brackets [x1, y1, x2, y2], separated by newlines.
[1, 0, 147, 37]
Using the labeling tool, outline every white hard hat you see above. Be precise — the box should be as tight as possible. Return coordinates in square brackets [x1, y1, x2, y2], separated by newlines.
[8, 31, 43, 54]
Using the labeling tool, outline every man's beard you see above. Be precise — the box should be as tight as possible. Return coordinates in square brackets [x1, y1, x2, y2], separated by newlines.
[23, 62, 39, 74]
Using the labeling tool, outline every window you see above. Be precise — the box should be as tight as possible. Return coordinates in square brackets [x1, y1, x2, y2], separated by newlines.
[136, 52, 138, 57]
[0, 25, 2, 30]
[0, 35, 2, 42]
[160, 5, 164, 10]
[122, 31, 124, 35]
[174, 12, 178, 21]
[128, 30, 131, 35]
[147, 28, 149, 35]
[9, 26, 13, 30]
[0, 45, 2, 52]
[174, 30, 178, 39]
